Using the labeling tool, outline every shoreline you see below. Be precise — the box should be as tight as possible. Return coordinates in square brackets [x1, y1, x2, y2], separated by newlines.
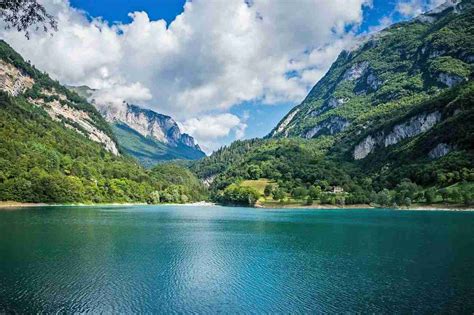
[1, 201, 472, 212]
[0, 201, 216, 210]
[257, 202, 474, 211]
[0, 201, 148, 210]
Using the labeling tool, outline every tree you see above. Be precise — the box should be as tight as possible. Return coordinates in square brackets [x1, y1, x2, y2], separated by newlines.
[461, 187, 473, 206]
[292, 186, 308, 199]
[180, 194, 189, 204]
[424, 187, 437, 204]
[272, 188, 285, 201]
[221, 184, 260, 206]
[374, 189, 391, 207]
[449, 188, 463, 204]
[394, 179, 419, 205]
[0, 0, 57, 38]
[148, 191, 160, 204]
[439, 188, 450, 203]
[263, 184, 273, 197]
[247, 165, 262, 179]
[309, 185, 322, 199]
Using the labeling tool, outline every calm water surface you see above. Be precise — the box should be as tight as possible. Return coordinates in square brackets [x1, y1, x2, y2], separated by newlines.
[0, 206, 473, 313]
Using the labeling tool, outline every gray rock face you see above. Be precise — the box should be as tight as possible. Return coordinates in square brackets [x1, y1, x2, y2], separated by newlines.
[179, 133, 197, 148]
[343, 61, 369, 81]
[437, 73, 466, 88]
[305, 116, 350, 139]
[429, 49, 446, 58]
[353, 135, 377, 160]
[0, 60, 34, 96]
[384, 112, 442, 146]
[429, 143, 452, 159]
[427, 0, 460, 14]
[353, 111, 442, 160]
[33, 96, 120, 155]
[416, 15, 437, 23]
[271, 109, 300, 137]
[98, 102, 201, 149]
[311, 98, 347, 117]
[0, 61, 120, 155]
[366, 73, 383, 90]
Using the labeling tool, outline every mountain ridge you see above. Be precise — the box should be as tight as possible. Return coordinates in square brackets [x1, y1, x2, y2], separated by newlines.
[68, 85, 205, 167]
[270, 0, 473, 142]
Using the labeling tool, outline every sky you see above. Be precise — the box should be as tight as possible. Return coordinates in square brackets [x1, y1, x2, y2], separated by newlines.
[0, 0, 447, 153]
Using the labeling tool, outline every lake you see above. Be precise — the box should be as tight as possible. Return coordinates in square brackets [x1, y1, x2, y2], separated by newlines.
[0, 205, 473, 313]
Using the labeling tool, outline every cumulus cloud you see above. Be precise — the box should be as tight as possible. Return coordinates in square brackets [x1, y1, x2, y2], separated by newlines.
[92, 82, 152, 107]
[396, 0, 448, 17]
[1, 0, 369, 114]
[179, 113, 248, 153]
[0, 0, 372, 148]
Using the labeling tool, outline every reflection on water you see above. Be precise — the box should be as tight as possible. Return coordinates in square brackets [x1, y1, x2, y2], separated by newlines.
[0, 206, 473, 313]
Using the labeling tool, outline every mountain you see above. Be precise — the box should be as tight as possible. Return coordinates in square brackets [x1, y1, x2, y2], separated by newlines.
[192, 0, 474, 207]
[0, 40, 207, 204]
[69, 86, 205, 168]
[270, 0, 472, 140]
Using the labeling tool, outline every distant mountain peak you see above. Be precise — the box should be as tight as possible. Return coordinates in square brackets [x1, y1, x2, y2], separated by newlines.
[67, 85, 205, 166]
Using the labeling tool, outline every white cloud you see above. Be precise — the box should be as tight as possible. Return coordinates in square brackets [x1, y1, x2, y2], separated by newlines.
[1, 0, 371, 148]
[396, 0, 449, 17]
[179, 113, 248, 153]
[92, 82, 152, 107]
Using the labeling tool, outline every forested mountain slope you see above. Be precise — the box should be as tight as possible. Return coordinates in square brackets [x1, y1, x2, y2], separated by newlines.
[270, 0, 473, 140]
[192, 1, 474, 207]
[0, 40, 207, 204]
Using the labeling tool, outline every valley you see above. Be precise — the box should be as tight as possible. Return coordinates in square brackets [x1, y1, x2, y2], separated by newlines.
[0, 0, 473, 209]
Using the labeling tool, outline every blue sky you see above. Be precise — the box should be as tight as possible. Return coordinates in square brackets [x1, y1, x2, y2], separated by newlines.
[70, 0, 402, 31]
[3, 0, 440, 152]
[70, 0, 187, 25]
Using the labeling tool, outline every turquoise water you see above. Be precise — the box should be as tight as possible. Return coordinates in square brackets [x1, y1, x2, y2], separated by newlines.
[0, 206, 473, 313]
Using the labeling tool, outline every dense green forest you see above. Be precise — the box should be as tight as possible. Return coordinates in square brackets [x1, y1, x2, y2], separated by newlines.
[192, 80, 474, 208]
[0, 40, 207, 204]
[0, 91, 207, 203]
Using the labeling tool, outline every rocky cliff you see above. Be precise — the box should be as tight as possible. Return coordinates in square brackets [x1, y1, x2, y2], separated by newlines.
[0, 56, 119, 155]
[353, 111, 442, 160]
[98, 102, 201, 150]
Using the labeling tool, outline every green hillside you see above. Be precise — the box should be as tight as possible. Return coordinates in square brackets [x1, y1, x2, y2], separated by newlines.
[0, 40, 207, 204]
[192, 1, 474, 207]
[271, 0, 473, 139]
[113, 123, 206, 168]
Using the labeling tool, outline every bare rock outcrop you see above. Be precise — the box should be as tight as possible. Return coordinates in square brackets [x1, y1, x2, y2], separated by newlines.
[30, 94, 119, 155]
[0, 60, 119, 155]
[0, 60, 34, 96]
[343, 61, 369, 81]
[305, 116, 350, 139]
[429, 143, 452, 159]
[354, 111, 442, 160]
